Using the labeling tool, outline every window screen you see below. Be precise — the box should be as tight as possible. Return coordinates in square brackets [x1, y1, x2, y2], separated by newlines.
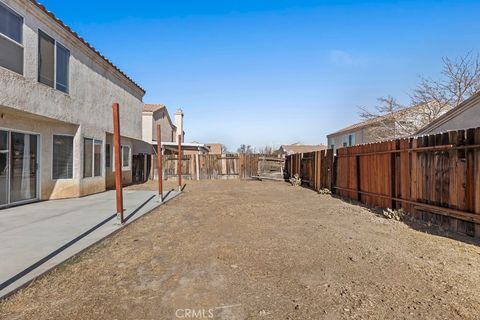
[0, 2, 23, 43]
[56, 43, 69, 93]
[105, 144, 111, 167]
[0, 35, 23, 74]
[38, 31, 54, 87]
[0, 3, 23, 74]
[122, 146, 130, 167]
[52, 135, 73, 179]
[94, 140, 102, 177]
[83, 138, 93, 177]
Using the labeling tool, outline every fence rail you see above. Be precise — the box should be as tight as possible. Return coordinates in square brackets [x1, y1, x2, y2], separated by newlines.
[150, 154, 280, 181]
[285, 127, 480, 238]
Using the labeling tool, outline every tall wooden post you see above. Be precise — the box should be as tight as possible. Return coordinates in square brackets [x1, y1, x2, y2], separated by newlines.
[178, 134, 182, 190]
[156, 124, 163, 201]
[112, 103, 124, 223]
[195, 153, 200, 181]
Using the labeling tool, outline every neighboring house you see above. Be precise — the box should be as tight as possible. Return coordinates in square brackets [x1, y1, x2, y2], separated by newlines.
[142, 106, 208, 179]
[205, 143, 223, 155]
[0, 0, 149, 207]
[142, 105, 209, 155]
[142, 104, 185, 144]
[277, 144, 327, 156]
[327, 104, 430, 152]
[416, 91, 480, 135]
[142, 104, 177, 143]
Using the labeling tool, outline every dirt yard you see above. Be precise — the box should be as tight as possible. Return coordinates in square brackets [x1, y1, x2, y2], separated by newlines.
[1, 180, 480, 319]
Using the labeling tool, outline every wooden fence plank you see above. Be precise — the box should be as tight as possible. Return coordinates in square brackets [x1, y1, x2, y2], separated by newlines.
[324, 127, 480, 237]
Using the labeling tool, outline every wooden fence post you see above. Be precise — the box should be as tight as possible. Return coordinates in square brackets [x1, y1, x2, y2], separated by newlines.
[178, 135, 182, 191]
[195, 153, 200, 180]
[356, 155, 361, 201]
[112, 103, 124, 224]
[390, 141, 398, 209]
[332, 153, 338, 195]
[156, 124, 163, 201]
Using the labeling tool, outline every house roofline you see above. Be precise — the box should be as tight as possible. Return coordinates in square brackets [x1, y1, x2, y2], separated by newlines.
[29, 0, 146, 95]
[416, 91, 480, 135]
[327, 104, 427, 138]
[143, 104, 177, 130]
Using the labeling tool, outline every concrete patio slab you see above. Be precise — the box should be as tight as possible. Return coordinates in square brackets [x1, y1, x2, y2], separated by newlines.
[0, 188, 181, 299]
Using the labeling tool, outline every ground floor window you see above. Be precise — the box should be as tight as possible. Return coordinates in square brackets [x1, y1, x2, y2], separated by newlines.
[122, 145, 130, 168]
[52, 135, 73, 179]
[84, 138, 102, 178]
[94, 140, 102, 176]
[105, 143, 111, 168]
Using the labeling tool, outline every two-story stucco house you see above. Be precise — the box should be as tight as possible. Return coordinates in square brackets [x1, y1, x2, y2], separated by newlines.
[142, 104, 180, 144]
[141, 104, 209, 179]
[0, 0, 148, 207]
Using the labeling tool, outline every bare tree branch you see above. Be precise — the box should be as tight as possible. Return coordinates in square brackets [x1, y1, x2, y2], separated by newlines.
[358, 52, 480, 142]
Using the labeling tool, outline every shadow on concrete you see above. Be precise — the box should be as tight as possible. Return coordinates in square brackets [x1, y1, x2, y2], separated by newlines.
[124, 195, 156, 223]
[0, 212, 117, 292]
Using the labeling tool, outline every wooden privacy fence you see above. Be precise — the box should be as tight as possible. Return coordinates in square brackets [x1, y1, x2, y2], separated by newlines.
[285, 149, 334, 190]
[286, 127, 480, 237]
[150, 154, 264, 180]
[255, 156, 285, 180]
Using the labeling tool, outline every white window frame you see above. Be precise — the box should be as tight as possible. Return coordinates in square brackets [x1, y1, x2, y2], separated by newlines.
[122, 145, 130, 169]
[93, 139, 103, 177]
[112, 144, 131, 172]
[0, 126, 42, 206]
[83, 137, 103, 178]
[37, 28, 70, 94]
[105, 143, 111, 168]
[51, 133, 74, 180]
[0, 1, 24, 75]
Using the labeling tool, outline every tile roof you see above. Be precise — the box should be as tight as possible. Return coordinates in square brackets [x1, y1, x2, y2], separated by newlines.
[31, 0, 145, 94]
[142, 104, 166, 113]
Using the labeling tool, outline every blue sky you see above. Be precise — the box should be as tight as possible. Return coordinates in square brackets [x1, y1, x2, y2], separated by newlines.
[42, 0, 480, 151]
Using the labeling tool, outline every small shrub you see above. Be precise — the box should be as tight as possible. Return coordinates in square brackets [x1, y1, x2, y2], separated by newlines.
[318, 188, 332, 195]
[289, 174, 302, 187]
[382, 208, 405, 221]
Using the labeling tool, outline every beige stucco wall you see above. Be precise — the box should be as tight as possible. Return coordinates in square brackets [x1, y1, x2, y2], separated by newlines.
[0, 0, 144, 140]
[0, 0, 144, 201]
[327, 129, 366, 152]
[0, 107, 84, 199]
[420, 100, 480, 134]
[142, 110, 177, 143]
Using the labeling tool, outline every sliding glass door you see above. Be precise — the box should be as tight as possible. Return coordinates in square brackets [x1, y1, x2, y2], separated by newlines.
[0, 130, 39, 207]
[10, 132, 38, 203]
[0, 131, 8, 206]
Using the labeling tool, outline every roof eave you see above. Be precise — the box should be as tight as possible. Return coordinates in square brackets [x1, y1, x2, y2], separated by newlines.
[30, 0, 146, 95]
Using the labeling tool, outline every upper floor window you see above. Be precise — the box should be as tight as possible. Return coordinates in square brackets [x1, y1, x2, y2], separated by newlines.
[348, 134, 355, 146]
[0, 1, 23, 74]
[38, 30, 70, 93]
